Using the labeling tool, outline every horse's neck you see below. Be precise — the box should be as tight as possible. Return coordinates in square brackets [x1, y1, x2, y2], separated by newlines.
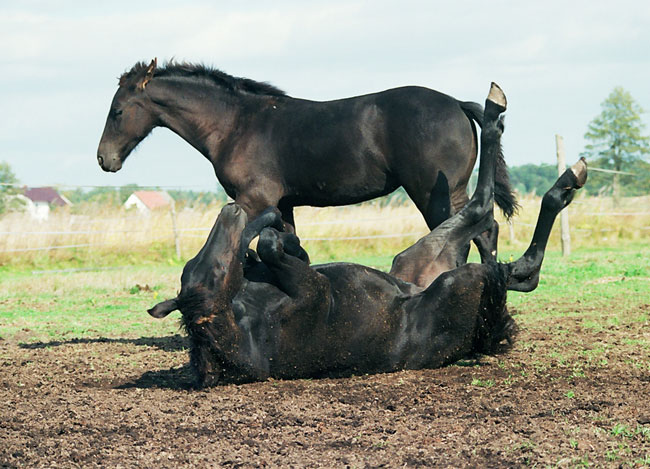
[149, 80, 242, 159]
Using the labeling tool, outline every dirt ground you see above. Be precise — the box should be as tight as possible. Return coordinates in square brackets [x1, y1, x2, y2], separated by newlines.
[1, 306, 649, 468]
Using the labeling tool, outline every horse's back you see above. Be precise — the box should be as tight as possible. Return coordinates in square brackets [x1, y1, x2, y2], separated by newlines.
[237, 85, 480, 211]
[373, 86, 478, 164]
[284, 85, 479, 182]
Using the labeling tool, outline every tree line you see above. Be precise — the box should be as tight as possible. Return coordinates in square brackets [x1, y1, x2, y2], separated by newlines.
[508, 159, 650, 197]
[61, 184, 229, 208]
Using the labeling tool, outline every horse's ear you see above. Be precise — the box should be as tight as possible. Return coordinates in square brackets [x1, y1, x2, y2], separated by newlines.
[147, 297, 177, 318]
[138, 57, 157, 91]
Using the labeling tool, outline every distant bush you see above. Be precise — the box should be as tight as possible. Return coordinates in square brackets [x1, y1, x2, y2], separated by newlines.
[508, 163, 558, 196]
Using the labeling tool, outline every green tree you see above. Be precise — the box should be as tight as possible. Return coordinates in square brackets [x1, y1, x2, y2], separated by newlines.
[581, 87, 650, 200]
[0, 161, 24, 214]
[508, 163, 558, 196]
[84, 187, 122, 206]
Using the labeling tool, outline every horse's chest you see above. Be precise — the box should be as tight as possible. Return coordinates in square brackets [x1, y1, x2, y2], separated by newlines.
[217, 147, 282, 190]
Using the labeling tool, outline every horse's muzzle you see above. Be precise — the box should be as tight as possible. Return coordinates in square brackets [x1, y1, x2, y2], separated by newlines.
[97, 153, 122, 172]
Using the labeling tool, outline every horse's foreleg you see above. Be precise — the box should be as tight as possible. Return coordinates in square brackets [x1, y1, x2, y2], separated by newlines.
[235, 183, 285, 228]
[235, 187, 297, 235]
[507, 158, 587, 292]
[257, 228, 325, 301]
[239, 207, 283, 261]
[278, 201, 296, 234]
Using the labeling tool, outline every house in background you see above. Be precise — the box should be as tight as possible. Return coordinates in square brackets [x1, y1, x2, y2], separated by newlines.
[124, 191, 173, 214]
[21, 187, 72, 221]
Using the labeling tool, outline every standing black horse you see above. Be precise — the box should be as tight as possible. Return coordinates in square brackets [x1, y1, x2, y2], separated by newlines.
[97, 59, 516, 259]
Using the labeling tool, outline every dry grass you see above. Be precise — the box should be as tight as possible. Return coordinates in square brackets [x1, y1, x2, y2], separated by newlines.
[501, 193, 650, 250]
[1, 194, 649, 269]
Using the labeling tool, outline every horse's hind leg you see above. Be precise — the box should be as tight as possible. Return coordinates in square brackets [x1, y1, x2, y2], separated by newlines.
[473, 221, 499, 263]
[390, 180, 455, 287]
[507, 159, 587, 292]
[421, 171, 452, 231]
[451, 190, 499, 264]
[408, 158, 496, 268]
[391, 83, 507, 288]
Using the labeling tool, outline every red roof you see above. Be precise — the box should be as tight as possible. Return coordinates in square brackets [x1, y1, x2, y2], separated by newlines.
[24, 187, 68, 206]
[132, 191, 171, 210]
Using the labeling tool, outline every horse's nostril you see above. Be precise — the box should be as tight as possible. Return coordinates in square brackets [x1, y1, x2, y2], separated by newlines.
[97, 155, 104, 166]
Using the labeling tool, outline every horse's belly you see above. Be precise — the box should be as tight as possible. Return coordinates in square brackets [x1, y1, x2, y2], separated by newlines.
[286, 169, 398, 207]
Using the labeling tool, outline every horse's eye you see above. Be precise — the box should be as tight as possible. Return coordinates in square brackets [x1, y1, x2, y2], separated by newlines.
[114, 109, 123, 117]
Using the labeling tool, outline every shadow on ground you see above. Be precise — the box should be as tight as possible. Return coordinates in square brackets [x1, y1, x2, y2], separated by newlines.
[114, 364, 196, 391]
[19, 334, 189, 353]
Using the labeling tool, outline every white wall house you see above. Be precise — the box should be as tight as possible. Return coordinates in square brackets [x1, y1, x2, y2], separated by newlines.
[124, 191, 173, 214]
[22, 187, 71, 221]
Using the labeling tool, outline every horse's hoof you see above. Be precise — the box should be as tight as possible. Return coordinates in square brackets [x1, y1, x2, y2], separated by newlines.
[487, 82, 507, 110]
[570, 157, 588, 188]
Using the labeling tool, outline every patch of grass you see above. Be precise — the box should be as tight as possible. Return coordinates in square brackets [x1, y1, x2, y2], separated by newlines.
[609, 423, 650, 443]
[623, 338, 650, 348]
[605, 448, 620, 462]
[637, 426, 650, 442]
[571, 454, 592, 467]
[635, 454, 650, 466]
[570, 367, 586, 379]
[502, 374, 517, 386]
[507, 440, 536, 454]
[611, 423, 633, 438]
[0, 265, 182, 342]
[470, 377, 495, 388]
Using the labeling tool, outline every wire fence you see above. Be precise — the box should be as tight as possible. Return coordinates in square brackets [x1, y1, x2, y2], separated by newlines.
[0, 213, 430, 254]
[1, 188, 649, 266]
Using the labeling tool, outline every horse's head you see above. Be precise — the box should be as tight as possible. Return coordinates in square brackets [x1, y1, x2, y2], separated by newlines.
[97, 58, 159, 172]
[148, 203, 250, 319]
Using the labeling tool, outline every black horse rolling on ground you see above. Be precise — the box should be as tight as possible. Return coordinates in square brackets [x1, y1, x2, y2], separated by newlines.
[148, 84, 587, 387]
[97, 59, 517, 263]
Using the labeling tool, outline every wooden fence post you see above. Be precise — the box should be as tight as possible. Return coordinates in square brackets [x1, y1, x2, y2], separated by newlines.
[555, 135, 571, 256]
[169, 200, 181, 260]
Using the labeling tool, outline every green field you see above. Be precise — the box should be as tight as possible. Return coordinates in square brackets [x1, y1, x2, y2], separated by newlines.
[1, 243, 648, 343]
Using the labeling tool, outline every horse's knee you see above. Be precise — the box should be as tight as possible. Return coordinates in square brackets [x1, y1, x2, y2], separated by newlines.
[257, 228, 284, 263]
[280, 233, 310, 263]
[463, 195, 494, 229]
[474, 220, 499, 263]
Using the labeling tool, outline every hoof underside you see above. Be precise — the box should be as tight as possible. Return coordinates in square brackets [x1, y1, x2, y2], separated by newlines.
[487, 82, 507, 108]
[570, 157, 588, 187]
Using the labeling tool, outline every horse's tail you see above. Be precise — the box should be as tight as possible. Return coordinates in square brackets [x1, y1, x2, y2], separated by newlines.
[459, 100, 519, 219]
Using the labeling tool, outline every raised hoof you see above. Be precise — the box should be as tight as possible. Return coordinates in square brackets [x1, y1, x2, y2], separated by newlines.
[570, 157, 588, 188]
[487, 82, 507, 111]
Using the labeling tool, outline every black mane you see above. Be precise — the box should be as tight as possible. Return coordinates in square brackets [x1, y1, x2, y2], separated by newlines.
[120, 61, 286, 97]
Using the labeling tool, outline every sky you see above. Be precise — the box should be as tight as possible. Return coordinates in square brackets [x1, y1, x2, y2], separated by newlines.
[1, 0, 649, 191]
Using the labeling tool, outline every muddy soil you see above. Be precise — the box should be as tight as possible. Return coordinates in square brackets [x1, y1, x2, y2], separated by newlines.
[1, 307, 649, 468]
